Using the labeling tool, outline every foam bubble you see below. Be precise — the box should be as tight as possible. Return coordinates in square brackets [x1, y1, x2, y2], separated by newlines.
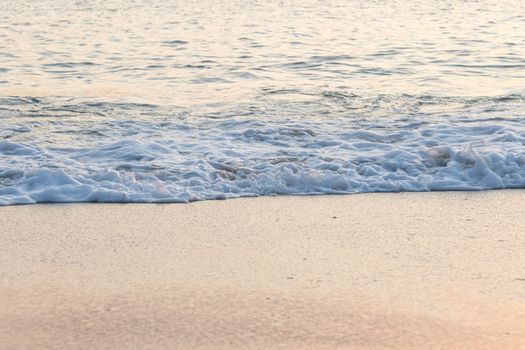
[1, 94, 525, 205]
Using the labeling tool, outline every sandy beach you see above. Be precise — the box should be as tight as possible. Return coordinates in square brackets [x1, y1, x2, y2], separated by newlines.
[1, 191, 525, 349]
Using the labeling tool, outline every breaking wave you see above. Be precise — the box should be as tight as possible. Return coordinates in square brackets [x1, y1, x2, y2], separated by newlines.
[1, 92, 524, 205]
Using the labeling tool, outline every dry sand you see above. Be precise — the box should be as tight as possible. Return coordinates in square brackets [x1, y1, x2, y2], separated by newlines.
[1, 191, 525, 349]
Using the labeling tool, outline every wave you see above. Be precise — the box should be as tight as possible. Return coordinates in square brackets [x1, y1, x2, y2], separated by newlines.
[1, 92, 525, 205]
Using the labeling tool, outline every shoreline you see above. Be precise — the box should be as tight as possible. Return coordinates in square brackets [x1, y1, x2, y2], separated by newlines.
[1, 191, 525, 349]
[1, 187, 522, 207]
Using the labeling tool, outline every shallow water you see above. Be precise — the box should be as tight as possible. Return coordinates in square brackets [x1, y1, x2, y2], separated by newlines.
[1, 0, 525, 204]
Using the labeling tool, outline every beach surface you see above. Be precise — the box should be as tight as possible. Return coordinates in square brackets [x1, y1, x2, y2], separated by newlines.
[1, 191, 525, 349]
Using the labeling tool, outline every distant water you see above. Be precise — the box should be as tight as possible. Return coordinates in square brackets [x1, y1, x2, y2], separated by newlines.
[1, 0, 525, 204]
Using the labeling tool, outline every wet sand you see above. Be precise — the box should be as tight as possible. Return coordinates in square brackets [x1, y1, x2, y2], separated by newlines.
[1, 191, 525, 349]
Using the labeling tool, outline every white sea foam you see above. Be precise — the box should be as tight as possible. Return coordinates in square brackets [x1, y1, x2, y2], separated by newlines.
[1, 94, 524, 205]
[2, 0, 525, 204]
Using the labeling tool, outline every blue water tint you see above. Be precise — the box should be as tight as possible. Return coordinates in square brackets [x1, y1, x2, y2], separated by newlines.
[0, 0, 525, 204]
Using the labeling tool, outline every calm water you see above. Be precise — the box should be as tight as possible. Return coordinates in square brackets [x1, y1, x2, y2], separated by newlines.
[1, 0, 525, 204]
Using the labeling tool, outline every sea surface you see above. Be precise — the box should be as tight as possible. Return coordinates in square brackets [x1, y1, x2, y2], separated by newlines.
[1, 0, 525, 204]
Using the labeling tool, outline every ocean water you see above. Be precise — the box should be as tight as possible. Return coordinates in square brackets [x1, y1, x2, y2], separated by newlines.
[1, 0, 525, 204]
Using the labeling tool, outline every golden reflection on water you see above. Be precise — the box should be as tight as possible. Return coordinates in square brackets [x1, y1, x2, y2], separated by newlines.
[1, 0, 524, 104]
